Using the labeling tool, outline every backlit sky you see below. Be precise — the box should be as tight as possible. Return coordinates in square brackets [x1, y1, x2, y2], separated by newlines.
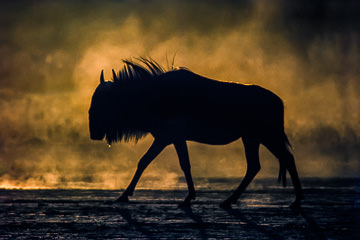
[0, 0, 359, 189]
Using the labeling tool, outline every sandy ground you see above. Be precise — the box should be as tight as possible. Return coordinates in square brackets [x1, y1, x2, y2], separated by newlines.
[0, 178, 359, 239]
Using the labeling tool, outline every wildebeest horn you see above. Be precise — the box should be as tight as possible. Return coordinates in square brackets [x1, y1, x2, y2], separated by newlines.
[112, 69, 118, 82]
[100, 70, 104, 84]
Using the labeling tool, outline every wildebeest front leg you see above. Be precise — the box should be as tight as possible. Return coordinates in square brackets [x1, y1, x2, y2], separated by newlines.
[115, 139, 166, 202]
[174, 140, 196, 207]
[220, 138, 260, 209]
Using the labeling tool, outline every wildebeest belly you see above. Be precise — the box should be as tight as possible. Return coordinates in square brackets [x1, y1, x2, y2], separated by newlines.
[181, 101, 275, 145]
[183, 116, 244, 145]
[186, 129, 241, 145]
[149, 114, 243, 145]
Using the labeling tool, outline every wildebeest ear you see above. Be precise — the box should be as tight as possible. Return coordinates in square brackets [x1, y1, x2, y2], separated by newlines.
[100, 70, 105, 84]
[112, 69, 118, 82]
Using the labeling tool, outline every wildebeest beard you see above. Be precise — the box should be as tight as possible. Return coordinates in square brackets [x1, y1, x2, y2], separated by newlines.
[104, 117, 149, 144]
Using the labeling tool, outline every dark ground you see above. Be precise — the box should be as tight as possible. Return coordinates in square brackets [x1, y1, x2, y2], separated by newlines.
[0, 178, 359, 239]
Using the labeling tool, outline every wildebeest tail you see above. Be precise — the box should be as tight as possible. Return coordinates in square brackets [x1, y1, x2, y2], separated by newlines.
[277, 131, 292, 187]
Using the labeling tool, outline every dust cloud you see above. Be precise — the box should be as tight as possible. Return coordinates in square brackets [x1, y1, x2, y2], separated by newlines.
[0, 0, 359, 189]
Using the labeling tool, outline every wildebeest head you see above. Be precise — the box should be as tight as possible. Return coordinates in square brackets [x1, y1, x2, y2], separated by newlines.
[89, 58, 165, 144]
[89, 70, 114, 141]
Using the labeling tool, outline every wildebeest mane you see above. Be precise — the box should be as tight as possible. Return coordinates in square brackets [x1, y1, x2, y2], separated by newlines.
[114, 57, 166, 84]
[105, 58, 168, 144]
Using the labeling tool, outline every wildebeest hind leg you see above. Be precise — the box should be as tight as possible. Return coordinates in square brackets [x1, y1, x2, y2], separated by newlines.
[220, 138, 260, 209]
[262, 138, 304, 209]
[115, 139, 166, 203]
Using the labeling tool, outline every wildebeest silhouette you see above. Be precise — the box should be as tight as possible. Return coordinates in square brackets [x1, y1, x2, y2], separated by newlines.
[89, 57, 304, 209]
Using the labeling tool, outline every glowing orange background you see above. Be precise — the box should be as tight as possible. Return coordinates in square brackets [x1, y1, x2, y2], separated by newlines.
[0, 1, 359, 189]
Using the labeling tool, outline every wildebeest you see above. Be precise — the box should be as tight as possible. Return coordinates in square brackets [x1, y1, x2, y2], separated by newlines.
[89, 58, 304, 209]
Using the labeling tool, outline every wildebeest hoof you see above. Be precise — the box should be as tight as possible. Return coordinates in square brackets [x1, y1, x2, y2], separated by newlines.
[220, 200, 232, 210]
[178, 201, 191, 208]
[289, 200, 301, 210]
[115, 195, 129, 203]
